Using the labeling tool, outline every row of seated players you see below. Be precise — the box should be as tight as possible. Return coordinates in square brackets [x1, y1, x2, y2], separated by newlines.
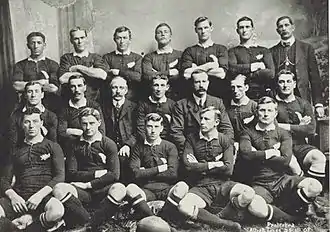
[12, 16, 325, 120]
[0, 68, 326, 231]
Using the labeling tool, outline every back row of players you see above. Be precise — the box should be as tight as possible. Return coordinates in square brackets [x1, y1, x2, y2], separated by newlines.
[0, 15, 326, 231]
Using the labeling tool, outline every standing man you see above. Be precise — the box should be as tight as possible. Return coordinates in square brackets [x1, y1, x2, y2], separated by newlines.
[12, 32, 60, 112]
[103, 26, 142, 101]
[136, 75, 175, 141]
[103, 76, 137, 183]
[171, 69, 233, 152]
[142, 23, 183, 100]
[181, 16, 228, 99]
[8, 82, 58, 156]
[271, 16, 324, 117]
[228, 16, 275, 100]
[0, 108, 65, 231]
[275, 70, 326, 186]
[58, 27, 108, 102]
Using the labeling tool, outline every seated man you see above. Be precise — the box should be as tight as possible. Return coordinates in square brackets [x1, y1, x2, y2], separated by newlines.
[142, 23, 182, 100]
[58, 27, 108, 102]
[136, 75, 175, 141]
[89, 113, 182, 229]
[161, 107, 261, 231]
[181, 16, 228, 99]
[0, 108, 65, 231]
[103, 76, 137, 183]
[239, 96, 323, 220]
[8, 82, 58, 156]
[53, 107, 119, 229]
[171, 69, 233, 152]
[275, 70, 326, 186]
[12, 32, 59, 112]
[228, 16, 274, 100]
[58, 75, 105, 153]
[103, 26, 142, 101]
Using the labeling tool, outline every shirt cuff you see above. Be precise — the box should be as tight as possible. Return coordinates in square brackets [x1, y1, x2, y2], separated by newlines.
[315, 103, 323, 108]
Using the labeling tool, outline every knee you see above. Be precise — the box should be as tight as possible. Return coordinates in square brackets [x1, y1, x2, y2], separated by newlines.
[230, 183, 255, 199]
[248, 195, 269, 218]
[300, 178, 322, 197]
[52, 183, 77, 200]
[177, 200, 198, 219]
[108, 183, 127, 203]
[307, 150, 326, 164]
[171, 181, 189, 199]
[0, 205, 5, 217]
[44, 198, 65, 222]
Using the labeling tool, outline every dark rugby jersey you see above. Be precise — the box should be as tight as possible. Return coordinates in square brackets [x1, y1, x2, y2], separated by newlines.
[66, 136, 119, 190]
[1, 138, 64, 200]
[183, 132, 234, 185]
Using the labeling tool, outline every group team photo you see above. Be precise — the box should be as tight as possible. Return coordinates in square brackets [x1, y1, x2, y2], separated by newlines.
[0, 0, 328, 231]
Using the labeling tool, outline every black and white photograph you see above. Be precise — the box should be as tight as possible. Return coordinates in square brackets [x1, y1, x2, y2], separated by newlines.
[0, 0, 328, 231]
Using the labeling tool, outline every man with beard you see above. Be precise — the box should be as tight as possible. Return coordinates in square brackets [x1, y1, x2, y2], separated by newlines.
[8, 82, 58, 156]
[103, 76, 137, 183]
[103, 26, 142, 101]
[228, 16, 275, 100]
[58, 75, 105, 153]
[136, 75, 175, 141]
[171, 69, 233, 152]
[270, 16, 324, 117]
[142, 23, 183, 100]
[58, 27, 108, 102]
[12, 32, 60, 112]
[275, 70, 326, 188]
[181, 16, 228, 100]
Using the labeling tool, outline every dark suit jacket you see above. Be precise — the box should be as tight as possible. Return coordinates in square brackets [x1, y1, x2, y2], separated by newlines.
[170, 94, 234, 152]
[103, 99, 137, 148]
[270, 40, 322, 105]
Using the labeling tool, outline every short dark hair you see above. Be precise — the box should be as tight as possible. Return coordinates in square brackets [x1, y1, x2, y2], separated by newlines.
[191, 69, 208, 81]
[152, 74, 169, 83]
[79, 107, 101, 121]
[276, 16, 294, 27]
[22, 107, 44, 122]
[27, 32, 46, 43]
[113, 26, 132, 39]
[145, 113, 163, 125]
[276, 69, 296, 81]
[69, 27, 87, 38]
[24, 81, 44, 93]
[257, 96, 278, 110]
[200, 106, 221, 120]
[237, 16, 254, 28]
[155, 23, 172, 35]
[194, 16, 212, 27]
[69, 74, 86, 85]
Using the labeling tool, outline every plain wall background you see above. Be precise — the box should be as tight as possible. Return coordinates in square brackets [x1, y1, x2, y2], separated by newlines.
[9, 0, 317, 62]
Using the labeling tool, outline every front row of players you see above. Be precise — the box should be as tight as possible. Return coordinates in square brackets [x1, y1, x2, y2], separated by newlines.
[0, 74, 325, 231]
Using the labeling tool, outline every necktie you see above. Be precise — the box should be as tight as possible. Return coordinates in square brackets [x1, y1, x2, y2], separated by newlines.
[199, 99, 204, 108]
[282, 41, 291, 47]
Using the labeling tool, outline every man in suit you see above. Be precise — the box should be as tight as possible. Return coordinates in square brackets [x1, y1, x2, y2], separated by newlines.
[228, 16, 275, 100]
[103, 26, 142, 101]
[103, 76, 137, 183]
[170, 69, 234, 152]
[270, 16, 324, 117]
[181, 16, 228, 99]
